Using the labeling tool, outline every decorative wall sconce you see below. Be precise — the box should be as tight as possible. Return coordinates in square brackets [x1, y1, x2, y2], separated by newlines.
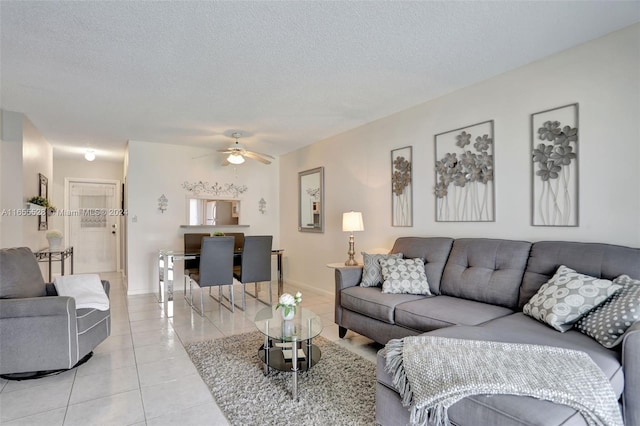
[158, 194, 168, 213]
[259, 198, 267, 214]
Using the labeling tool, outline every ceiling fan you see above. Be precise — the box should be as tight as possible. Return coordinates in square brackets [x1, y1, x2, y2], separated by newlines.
[217, 132, 274, 166]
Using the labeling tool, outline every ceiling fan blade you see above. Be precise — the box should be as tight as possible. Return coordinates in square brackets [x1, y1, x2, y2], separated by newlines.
[243, 151, 272, 164]
[246, 150, 274, 160]
[217, 149, 234, 153]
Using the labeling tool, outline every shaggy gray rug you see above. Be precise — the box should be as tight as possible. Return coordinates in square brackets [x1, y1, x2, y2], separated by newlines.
[185, 331, 376, 425]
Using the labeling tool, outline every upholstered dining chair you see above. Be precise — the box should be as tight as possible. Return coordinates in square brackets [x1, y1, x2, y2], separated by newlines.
[187, 236, 235, 315]
[183, 233, 208, 299]
[233, 235, 273, 311]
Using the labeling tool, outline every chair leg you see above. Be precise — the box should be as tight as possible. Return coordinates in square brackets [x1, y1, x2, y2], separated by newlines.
[200, 286, 204, 315]
[268, 281, 273, 306]
[242, 283, 247, 311]
[254, 283, 259, 298]
[209, 285, 235, 313]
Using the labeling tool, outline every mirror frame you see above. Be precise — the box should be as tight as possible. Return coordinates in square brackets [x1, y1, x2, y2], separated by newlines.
[298, 167, 324, 233]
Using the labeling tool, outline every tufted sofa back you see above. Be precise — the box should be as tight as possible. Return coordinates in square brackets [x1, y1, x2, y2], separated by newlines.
[440, 239, 532, 309]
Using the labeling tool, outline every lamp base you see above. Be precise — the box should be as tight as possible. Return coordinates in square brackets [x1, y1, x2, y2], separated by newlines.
[345, 233, 358, 266]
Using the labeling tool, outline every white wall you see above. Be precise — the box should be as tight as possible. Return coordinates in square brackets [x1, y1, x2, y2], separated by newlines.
[22, 116, 53, 251]
[0, 110, 53, 252]
[0, 110, 24, 248]
[126, 140, 280, 295]
[280, 24, 640, 294]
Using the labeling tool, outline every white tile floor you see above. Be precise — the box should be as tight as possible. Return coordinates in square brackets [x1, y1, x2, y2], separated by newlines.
[0, 272, 381, 425]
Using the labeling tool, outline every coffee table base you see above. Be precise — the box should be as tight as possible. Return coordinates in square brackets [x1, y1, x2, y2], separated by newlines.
[258, 340, 322, 401]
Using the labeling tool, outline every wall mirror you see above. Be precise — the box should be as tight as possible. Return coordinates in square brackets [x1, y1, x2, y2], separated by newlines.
[298, 167, 324, 233]
[187, 198, 240, 226]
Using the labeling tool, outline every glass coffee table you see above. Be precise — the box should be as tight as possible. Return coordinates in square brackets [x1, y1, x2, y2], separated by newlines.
[254, 306, 323, 401]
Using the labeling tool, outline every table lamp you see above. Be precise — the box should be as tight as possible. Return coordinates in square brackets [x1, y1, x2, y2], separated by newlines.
[342, 211, 364, 266]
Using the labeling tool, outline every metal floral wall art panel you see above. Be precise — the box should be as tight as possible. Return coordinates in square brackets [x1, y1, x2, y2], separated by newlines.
[391, 146, 412, 227]
[531, 103, 579, 227]
[434, 120, 495, 222]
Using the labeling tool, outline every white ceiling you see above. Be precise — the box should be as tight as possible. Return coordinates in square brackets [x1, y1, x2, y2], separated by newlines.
[1, 1, 639, 162]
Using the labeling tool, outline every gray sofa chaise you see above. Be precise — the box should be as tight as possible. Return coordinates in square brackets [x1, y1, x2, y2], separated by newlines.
[334, 237, 640, 425]
[0, 247, 111, 377]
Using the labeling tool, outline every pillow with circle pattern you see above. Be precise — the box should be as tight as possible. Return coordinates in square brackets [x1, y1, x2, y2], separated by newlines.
[523, 265, 622, 332]
[379, 257, 431, 295]
[359, 252, 403, 287]
[574, 274, 640, 348]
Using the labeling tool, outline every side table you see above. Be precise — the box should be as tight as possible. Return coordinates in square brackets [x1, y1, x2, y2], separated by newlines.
[34, 246, 74, 282]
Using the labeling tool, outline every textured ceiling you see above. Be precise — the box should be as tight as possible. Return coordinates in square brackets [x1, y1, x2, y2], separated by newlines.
[1, 1, 639, 161]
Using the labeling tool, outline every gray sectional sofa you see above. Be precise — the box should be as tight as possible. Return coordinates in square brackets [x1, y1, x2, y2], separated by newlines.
[333, 237, 640, 426]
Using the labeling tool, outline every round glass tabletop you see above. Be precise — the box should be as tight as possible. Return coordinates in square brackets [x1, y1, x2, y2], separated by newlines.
[254, 306, 323, 342]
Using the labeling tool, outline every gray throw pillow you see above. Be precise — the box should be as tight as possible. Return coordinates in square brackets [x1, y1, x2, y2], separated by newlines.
[380, 257, 431, 295]
[359, 252, 403, 287]
[523, 265, 622, 332]
[574, 274, 640, 348]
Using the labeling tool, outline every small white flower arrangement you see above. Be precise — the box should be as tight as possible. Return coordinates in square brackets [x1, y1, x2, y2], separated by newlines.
[46, 229, 63, 239]
[276, 291, 302, 317]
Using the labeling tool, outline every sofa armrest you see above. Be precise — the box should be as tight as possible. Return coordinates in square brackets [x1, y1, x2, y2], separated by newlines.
[622, 322, 640, 426]
[334, 267, 363, 292]
[0, 296, 76, 318]
[334, 267, 363, 326]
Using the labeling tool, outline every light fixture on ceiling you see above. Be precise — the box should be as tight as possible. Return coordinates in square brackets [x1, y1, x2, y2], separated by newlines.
[84, 150, 96, 161]
[227, 152, 245, 164]
[218, 132, 274, 166]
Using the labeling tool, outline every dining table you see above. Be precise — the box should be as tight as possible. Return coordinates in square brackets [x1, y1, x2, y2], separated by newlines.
[157, 248, 284, 316]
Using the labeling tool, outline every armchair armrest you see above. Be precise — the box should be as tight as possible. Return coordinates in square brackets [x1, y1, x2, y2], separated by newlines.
[0, 296, 76, 318]
[45, 279, 110, 297]
[622, 322, 640, 426]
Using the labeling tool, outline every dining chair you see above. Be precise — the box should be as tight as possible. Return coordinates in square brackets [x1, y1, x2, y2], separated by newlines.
[188, 236, 235, 315]
[183, 233, 209, 300]
[233, 235, 273, 311]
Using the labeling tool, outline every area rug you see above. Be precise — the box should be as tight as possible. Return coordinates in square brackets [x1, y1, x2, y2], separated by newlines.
[185, 331, 377, 425]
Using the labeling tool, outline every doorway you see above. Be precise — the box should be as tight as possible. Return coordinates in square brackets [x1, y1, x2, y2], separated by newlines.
[65, 179, 121, 273]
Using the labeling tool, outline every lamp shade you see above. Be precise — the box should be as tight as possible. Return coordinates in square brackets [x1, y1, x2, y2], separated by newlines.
[342, 211, 364, 232]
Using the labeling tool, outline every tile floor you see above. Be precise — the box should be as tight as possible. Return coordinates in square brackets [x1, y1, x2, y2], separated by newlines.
[0, 272, 380, 425]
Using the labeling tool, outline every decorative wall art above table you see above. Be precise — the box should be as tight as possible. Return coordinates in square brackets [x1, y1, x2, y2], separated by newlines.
[531, 103, 579, 227]
[391, 146, 412, 227]
[434, 120, 495, 222]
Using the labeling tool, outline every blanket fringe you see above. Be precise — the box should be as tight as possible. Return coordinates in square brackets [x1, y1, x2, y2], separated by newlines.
[383, 338, 414, 407]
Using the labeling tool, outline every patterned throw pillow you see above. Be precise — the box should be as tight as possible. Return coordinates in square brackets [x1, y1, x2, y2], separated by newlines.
[574, 275, 640, 348]
[379, 257, 431, 295]
[359, 252, 403, 287]
[523, 265, 623, 332]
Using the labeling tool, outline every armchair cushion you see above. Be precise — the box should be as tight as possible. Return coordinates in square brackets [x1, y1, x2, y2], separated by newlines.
[0, 247, 46, 299]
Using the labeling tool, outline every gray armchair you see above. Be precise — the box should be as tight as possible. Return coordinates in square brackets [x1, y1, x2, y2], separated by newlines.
[0, 247, 111, 378]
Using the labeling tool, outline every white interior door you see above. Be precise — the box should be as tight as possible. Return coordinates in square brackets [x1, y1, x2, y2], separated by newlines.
[67, 180, 119, 273]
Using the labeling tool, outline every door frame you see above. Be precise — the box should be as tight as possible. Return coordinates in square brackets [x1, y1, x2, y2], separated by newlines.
[64, 178, 122, 273]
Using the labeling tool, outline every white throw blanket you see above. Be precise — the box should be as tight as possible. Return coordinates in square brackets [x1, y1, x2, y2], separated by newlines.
[383, 336, 623, 426]
[54, 274, 110, 311]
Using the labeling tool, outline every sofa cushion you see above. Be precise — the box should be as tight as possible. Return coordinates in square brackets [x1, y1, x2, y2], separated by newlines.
[523, 265, 622, 332]
[426, 313, 624, 398]
[380, 258, 430, 295]
[360, 252, 402, 287]
[575, 274, 640, 348]
[340, 286, 426, 324]
[520, 241, 640, 309]
[389, 237, 454, 294]
[439, 238, 531, 309]
[0, 247, 46, 299]
[394, 295, 513, 332]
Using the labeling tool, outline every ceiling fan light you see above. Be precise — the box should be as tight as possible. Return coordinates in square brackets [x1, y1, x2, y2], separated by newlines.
[227, 153, 245, 164]
[84, 150, 96, 161]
